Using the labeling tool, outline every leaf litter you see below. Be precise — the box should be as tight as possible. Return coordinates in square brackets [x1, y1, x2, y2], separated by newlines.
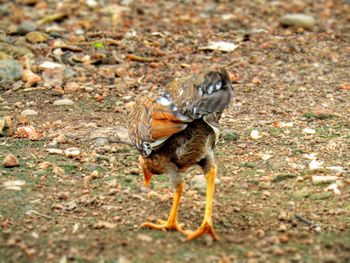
[0, 0, 349, 262]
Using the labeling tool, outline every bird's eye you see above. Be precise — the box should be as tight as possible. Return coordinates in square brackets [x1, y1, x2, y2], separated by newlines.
[215, 80, 222, 90]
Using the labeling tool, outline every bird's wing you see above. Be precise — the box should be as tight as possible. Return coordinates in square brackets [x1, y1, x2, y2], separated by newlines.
[128, 68, 233, 155]
[164, 68, 234, 141]
[128, 97, 189, 156]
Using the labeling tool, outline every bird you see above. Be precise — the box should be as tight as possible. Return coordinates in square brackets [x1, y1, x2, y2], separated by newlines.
[128, 68, 233, 240]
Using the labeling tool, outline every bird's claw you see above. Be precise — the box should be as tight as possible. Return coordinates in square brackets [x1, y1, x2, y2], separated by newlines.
[186, 221, 220, 241]
[141, 220, 187, 234]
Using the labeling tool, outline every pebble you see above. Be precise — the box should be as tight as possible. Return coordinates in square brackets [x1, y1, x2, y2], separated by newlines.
[95, 137, 109, 147]
[53, 98, 74, 106]
[26, 31, 49, 43]
[0, 116, 13, 136]
[64, 147, 80, 157]
[64, 82, 79, 93]
[0, 59, 23, 81]
[278, 234, 289, 243]
[280, 14, 316, 29]
[124, 101, 137, 112]
[309, 159, 324, 170]
[255, 229, 265, 238]
[278, 211, 288, 221]
[278, 224, 287, 232]
[250, 129, 262, 139]
[22, 69, 41, 86]
[39, 61, 64, 70]
[85, 86, 94, 92]
[20, 109, 38, 116]
[17, 21, 38, 35]
[303, 127, 316, 134]
[115, 67, 128, 78]
[2, 154, 20, 167]
[42, 68, 65, 87]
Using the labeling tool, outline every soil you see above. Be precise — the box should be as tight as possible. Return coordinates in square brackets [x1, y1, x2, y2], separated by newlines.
[0, 0, 350, 262]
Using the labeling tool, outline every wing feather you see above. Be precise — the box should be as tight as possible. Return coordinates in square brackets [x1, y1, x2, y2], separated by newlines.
[128, 97, 188, 155]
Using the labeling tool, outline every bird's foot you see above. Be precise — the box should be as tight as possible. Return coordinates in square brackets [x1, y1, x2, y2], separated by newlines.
[141, 219, 188, 234]
[186, 220, 219, 241]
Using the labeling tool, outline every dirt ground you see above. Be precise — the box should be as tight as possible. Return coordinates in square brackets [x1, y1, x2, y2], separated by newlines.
[0, 0, 350, 262]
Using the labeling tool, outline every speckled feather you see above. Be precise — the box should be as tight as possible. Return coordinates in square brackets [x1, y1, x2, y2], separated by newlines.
[128, 68, 233, 159]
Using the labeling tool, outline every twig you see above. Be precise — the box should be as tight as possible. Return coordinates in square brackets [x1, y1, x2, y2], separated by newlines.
[26, 210, 53, 220]
[294, 214, 321, 232]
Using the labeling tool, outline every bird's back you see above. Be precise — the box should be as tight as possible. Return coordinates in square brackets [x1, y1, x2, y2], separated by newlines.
[128, 68, 233, 157]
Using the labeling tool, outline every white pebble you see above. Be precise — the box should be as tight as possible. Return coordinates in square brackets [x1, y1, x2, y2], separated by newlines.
[250, 129, 262, 140]
[53, 98, 74, 106]
[21, 109, 38, 116]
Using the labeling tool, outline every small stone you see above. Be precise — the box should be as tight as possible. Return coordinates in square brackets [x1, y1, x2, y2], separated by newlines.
[42, 68, 65, 87]
[16, 126, 42, 140]
[39, 61, 64, 70]
[303, 127, 316, 134]
[250, 129, 262, 139]
[124, 101, 137, 112]
[26, 31, 49, 43]
[278, 224, 287, 232]
[309, 159, 324, 170]
[85, 86, 94, 92]
[129, 168, 139, 175]
[296, 176, 304, 182]
[272, 246, 284, 256]
[0, 116, 13, 136]
[95, 137, 109, 147]
[2, 154, 20, 167]
[13, 80, 24, 90]
[115, 67, 128, 78]
[53, 98, 74, 106]
[278, 234, 289, 243]
[55, 134, 68, 144]
[17, 21, 38, 35]
[64, 147, 80, 157]
[114, 106, 123, 113]
[278, 211, 288, 221]
[280, 14, 316, 29]
[3, 180, 25, 190]
[0, 59, 23, 81]
[22, 69, 41, 86]
[255, 229, 265, 238]
[64, 82, 79, 93]
[20, 109, 38, 117]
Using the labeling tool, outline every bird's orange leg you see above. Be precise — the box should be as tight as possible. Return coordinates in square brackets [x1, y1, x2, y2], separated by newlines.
[141, 182, 187, 233]
[187, 165, 220, 241]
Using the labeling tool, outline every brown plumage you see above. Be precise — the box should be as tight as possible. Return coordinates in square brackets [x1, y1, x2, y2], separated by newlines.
[128, 68, 233, 240]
